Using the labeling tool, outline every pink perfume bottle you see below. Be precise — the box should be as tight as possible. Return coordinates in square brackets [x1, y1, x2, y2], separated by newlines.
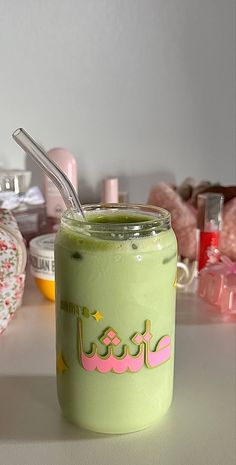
[45, 148, 78, 218]
[198, 256, 236, 315]
[220, 273, 236, 314]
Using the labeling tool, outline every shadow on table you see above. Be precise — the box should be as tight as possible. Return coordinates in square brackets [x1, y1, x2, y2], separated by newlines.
[0, 376, 104, 442]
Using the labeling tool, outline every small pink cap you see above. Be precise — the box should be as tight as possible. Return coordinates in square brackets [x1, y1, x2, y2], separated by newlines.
[102, 178, 119, 203]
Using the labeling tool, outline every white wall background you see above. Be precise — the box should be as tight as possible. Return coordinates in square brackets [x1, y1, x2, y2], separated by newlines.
[0, 0, 235, 202]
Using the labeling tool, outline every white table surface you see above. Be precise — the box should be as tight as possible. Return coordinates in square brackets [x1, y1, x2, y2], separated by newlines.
[0, 273, 235, 465]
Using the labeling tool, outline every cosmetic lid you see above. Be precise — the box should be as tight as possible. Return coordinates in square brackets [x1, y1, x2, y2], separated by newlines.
[197, 193, 224, 232]
[102, 178, 119, 203]
[29, 234, 55, 280]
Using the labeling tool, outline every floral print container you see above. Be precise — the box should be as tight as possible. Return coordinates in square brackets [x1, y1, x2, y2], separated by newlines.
[0, 209, 27, 334]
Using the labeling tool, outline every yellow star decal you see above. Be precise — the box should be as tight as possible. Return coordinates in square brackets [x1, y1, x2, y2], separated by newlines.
[173, 275, 177, 288]
[57, 352, 68, 374]
[92, 311, 103, 322]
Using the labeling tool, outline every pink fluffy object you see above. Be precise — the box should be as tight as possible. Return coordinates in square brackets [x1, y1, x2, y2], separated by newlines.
[148, 183, 236, 261]
[148, 183, 197, 259]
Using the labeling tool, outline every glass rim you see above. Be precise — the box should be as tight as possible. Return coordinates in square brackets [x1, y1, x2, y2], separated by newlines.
[62, 203, 171, 233]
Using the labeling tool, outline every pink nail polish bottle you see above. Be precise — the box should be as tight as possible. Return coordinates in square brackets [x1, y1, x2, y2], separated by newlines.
[45, 148, 78, 218]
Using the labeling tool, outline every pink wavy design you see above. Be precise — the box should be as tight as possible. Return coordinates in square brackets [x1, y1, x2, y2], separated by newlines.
[81, 347, 145, 374]
[78, 319, 171, 374]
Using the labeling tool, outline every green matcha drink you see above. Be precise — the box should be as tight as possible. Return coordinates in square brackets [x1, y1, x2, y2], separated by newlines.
[55, 204, 177, 433]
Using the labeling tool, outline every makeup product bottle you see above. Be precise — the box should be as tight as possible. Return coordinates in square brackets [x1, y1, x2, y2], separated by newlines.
[102, 177, 119, 203]
[197, 193, 224, 271]
[29, 234, 55, 302]
[45, 148, 78, 218]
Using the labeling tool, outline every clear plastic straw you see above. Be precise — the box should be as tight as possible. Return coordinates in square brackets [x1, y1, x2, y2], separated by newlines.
[12, 128, 85, 220]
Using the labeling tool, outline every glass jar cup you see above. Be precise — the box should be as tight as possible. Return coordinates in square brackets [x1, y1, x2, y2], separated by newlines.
[55, 204, 178, 434]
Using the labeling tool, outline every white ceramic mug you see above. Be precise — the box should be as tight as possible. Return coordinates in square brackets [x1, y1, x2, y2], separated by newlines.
[176, 260, 198, 289]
